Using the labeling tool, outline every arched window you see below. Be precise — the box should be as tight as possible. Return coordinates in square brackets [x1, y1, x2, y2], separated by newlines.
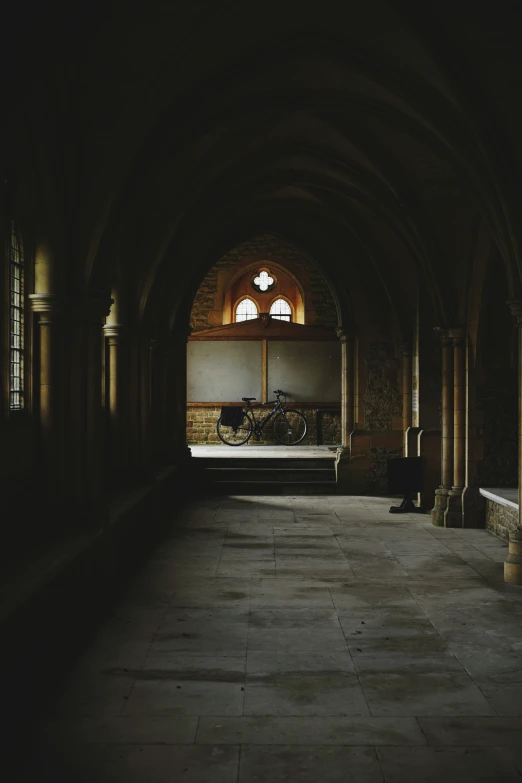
[235, 298, 259, 322]
[270, 298, 292, 321]
[9, 222, 24, 410]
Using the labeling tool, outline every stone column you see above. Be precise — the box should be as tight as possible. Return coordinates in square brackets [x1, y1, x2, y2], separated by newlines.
[68, 294, 112, 525]
[29, 293, 59, 504]
[179, 329, 192, 462]
[431, 329, 454, 525]
[337, 328, 355, 449]
[508, 299, 522, 525]
[138, 334, 152, 470]
[444, 328, 466, 528]
[335, 327, 355, 490]
[167, 326, 192, 464]
[399, 342, 412, 456]
[102, 321, 123, 480]
[148, 337, 171, 464]
[156, 338, 171, 462]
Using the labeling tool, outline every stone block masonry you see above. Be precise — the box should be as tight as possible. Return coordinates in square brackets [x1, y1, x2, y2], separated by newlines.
[364, 341, 402, 430]
[484, 498, 519, 540]
[187, 405, 341, 446]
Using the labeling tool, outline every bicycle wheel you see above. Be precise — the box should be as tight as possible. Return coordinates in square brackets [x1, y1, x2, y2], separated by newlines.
[217, 412, 253, 446]
[273, 409, 307, 445]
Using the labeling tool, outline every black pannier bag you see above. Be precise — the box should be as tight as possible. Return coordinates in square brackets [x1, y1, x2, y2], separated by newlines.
[220, 406, 245, 430]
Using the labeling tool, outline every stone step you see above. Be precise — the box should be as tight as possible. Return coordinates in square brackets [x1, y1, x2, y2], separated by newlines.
[206, 480, 338, 495]
[195, 457, 335, 470]
[203, 467, 336, 482]
[192, 450, 338, 495]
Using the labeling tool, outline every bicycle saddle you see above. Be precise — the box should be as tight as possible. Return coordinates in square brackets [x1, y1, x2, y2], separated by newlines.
[242, 397, 256, 402]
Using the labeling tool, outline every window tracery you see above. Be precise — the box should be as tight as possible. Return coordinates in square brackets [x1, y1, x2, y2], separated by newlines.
[252, 269, 275, 293]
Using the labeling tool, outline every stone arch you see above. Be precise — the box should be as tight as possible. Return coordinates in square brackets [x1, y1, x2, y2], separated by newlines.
[188, 235, 343, 333]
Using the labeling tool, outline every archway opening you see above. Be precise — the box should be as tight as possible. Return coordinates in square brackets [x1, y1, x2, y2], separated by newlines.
[186, 236, 343, 451]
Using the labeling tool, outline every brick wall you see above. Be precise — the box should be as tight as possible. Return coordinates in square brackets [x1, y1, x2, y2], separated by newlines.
[187, 405, 341, 446]
[190, 234, 337, 331]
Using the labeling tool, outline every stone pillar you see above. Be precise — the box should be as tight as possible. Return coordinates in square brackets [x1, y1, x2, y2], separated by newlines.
[399, 343, 412, 456]
[139, 334, 153, 470]
[431, 329, 454, 525]
[169, 326, 192, 463]
[337, 327, 355, 448]
[444, 328, 466, 527]
[508, 299, 522, 526]
[156, 338, 171, 462]
[335, 327, 355, 490]
[68, 294, 112, 525]
[505, 530, 522, 585]
[148, 337, 170, 464]
[102, 322, 123, 480]
[29, 293, 59, 504]
[125, 330, 144, 478]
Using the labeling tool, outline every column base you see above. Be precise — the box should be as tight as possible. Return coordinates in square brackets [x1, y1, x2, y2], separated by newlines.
[505, 531, 522, 585]
[443, 487, 464, 528]
[431, 487, 450, 526]
[335, 447, 350, 487]
[462, 486, 484, 529]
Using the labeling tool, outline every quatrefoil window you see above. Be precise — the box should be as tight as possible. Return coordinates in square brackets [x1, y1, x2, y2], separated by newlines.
[252, 270, 275, 293]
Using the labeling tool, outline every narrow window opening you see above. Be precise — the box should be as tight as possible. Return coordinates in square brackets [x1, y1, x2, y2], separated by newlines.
[235, 298, 259, 322]
[9, 222, 24, 410]
[270, 298, 291, 321]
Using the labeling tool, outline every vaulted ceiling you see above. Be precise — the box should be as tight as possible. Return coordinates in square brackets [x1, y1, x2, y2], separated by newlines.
[5, 0, 522, 336]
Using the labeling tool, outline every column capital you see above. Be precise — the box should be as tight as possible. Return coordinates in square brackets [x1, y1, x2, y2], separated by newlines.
[29, 293, 59, 313]
[433, 326, 452, 345]
[448, 327, 465, 343]
[507, 299, 522, 321]
[335, 326, 354, 343]
[103, 323, 124, 339]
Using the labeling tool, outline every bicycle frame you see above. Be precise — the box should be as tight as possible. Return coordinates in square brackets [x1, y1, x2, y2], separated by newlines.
[245, 398, 285, 437]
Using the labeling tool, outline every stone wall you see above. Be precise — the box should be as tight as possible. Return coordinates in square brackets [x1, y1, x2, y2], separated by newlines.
[369, 446, 403, 494]
[364, 341, 402, 430]
[485, 499, 519, 540]
[187, 405, 341, 446]
[190, 234, 337, 331]
[477, 369, 518, 488]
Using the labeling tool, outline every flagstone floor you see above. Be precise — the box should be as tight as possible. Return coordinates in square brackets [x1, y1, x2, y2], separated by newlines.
[20, 494, 522, 781]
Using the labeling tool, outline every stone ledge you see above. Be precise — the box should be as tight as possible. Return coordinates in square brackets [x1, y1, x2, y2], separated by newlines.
[479, 487, 518, 511]
[480, 488, 519, 540]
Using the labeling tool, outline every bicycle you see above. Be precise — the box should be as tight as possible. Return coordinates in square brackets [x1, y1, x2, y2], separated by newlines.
[216, 390, 308, 446]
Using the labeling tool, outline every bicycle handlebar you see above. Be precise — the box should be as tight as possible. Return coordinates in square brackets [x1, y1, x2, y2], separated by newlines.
[273, 389, 284, 396]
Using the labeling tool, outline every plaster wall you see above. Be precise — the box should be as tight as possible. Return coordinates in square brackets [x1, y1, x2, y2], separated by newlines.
[187, 341, 262, 402]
